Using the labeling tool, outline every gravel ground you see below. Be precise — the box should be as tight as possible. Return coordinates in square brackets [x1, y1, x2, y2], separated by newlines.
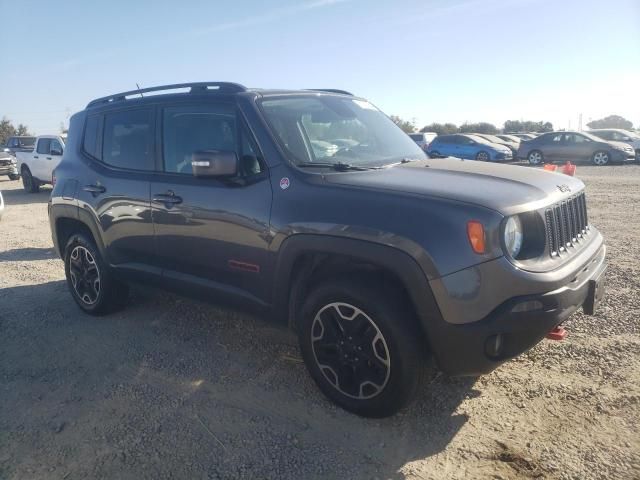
[1, 166, 639, 480]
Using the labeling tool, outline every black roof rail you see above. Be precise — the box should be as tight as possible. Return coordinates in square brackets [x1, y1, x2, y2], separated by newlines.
[307, 89, 354, 96]
[86, 82, 247, 108]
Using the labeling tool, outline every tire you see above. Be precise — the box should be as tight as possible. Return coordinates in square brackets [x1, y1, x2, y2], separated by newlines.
[429, 150, 441, 158]
[527, 150, 543, 165]
[475, 151, 490, 161]
[592, 151, 610, 166]
[298, 278, 426, 417]
[8, 173, 20, 181]
[64, 233, 129, 315]
[21, 167, 39, 193]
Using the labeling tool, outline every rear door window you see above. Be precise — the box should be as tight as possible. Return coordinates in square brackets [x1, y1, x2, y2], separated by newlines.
[102, 108, 154, 170]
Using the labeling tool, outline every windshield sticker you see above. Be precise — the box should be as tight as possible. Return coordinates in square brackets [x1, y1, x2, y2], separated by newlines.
[352, 99, 377, 110]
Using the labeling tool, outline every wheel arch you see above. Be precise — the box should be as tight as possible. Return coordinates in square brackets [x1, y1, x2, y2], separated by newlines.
[271, 234, 443, 345]
[51, 206, 107, 262]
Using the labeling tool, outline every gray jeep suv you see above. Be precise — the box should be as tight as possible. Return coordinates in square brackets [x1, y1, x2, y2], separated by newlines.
[49, 83, 607, 417]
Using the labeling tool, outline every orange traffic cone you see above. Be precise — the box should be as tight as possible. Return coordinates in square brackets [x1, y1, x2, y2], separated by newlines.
[562, 161, 576, 176]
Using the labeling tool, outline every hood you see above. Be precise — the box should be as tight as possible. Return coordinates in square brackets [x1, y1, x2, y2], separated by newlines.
[322, 157, 585, 216]
[608, 140, 634, 150]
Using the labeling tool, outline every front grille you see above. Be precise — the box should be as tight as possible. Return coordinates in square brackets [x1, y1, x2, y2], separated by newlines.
[0, 159, 11, 166]
[544, 192, 589, 257]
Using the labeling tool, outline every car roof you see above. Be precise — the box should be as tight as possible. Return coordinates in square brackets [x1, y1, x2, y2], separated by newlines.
[85, 82, 356, 111]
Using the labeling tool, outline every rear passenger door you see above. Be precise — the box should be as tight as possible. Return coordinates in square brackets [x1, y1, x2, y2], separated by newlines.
[77, 108, 156, 272]
[150, 102, 273, 304]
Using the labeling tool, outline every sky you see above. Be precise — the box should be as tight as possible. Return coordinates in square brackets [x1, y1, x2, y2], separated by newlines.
[0, 0, 639, 135]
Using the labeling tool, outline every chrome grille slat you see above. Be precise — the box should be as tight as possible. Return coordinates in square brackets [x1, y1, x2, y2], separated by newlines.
[544, 193, 589, 258]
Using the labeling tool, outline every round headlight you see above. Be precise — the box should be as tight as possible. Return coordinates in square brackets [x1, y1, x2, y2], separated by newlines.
[504, 216, 523, 258]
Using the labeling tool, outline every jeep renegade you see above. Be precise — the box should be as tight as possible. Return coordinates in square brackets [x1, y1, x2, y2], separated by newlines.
[49, 82, 607, 417]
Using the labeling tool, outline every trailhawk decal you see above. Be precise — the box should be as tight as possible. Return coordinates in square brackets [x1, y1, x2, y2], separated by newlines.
[280, 177, 290, 190]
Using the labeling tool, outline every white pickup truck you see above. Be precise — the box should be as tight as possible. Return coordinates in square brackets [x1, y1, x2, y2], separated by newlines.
[16, 135, 65, 192]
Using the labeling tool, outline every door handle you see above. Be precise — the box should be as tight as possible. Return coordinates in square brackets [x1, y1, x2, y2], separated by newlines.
[46, 156, 52, 160]
[83, 184, 106, 195]
[33, 155, 39, 159]
[153, 192, 183, 205]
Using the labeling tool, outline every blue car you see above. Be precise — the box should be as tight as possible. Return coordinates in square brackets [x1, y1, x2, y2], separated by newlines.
[427, 134, 513, 161]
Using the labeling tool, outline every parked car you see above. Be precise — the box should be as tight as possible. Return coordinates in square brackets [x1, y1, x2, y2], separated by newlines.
[517, 131, 636, 166]
[0, 150, 20, 180]
[50, 82, 606, 417]
[16, 135, 65, 192]
[588, 129, 640, 159]
[509, 133, 538, 140]
[472, 133, 519, 156]
[426, 134, 513, 161]
[496, 134, 522, 144]
[3, 136, 37, 156]
[409, 132, 438, 152]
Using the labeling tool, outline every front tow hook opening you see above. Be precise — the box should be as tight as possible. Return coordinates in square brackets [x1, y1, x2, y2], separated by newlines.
[546, 326, 567, 341]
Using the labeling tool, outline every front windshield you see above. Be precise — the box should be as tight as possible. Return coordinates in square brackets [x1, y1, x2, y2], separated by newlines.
[260, 96, 425, 167]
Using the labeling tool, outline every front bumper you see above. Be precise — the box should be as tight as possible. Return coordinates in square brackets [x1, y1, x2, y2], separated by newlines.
[493, 151, 513, 162]
[0, 163, 18, 175]
[611, 149, 636, 163]
[427, 240, 606, 376]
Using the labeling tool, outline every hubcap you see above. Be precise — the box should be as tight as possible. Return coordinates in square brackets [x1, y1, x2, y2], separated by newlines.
[311, 302, 391, 400]
[478, 152, 488, 161]
[69, 246, 101, 305]
[594, 152, 608, 165]
[529, 152, 542, 164]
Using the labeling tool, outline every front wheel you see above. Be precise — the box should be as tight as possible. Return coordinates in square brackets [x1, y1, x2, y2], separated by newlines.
[592, 151, 610, 166]
[428, 150, 441, 158]
[476, 151, 490, 161]
[21, 167, 39, 193]
[64, 233, 128, 315]
[528, 150, 543, 165]
[298, 279, 426, 417]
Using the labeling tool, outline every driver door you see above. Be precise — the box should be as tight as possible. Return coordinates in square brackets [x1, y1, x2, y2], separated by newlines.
[151, 102, 273, 304]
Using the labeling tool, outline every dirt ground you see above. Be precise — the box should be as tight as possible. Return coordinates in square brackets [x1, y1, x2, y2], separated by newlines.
[1, 165, 639, 480]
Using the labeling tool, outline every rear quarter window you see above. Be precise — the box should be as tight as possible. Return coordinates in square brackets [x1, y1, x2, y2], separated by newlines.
[83, 115, 101, 159]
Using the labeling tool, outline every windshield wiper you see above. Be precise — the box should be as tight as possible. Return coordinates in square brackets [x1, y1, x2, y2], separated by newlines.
[296, 162, 378, 171]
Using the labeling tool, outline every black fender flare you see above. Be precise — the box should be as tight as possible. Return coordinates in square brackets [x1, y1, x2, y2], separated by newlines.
[50, 204, 109, 263]
[271, 234, 444, 339]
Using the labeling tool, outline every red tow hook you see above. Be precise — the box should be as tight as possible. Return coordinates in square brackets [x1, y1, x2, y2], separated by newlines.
[546, 326, 567, 341]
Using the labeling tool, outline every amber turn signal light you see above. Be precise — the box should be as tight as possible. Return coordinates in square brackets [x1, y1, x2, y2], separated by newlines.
[467, 220, 486, 254]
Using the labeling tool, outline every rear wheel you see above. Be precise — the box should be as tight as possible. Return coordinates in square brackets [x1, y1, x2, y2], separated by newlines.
[527, 150, 543, 165]
[476, 151, 490, 161]
[592, 151, 610, 166]
[21, 167, 39, 193]
[64, 233, 128, 315]
[298, 278, 426, 417]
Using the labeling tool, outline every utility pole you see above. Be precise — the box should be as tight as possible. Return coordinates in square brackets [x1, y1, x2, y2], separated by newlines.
[578, 113, 583, 132]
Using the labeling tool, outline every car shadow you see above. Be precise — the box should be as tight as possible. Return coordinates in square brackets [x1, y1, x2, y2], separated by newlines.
[0, 247, 58, 262]
[1, 280, 476, 480]
[0, 185, 52, 206]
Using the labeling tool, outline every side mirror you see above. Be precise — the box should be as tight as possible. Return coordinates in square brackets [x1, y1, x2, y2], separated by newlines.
[191, 150, 238, 178]
[51, 146, 63, 156]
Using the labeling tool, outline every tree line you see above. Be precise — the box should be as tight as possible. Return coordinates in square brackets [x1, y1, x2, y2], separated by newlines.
[0, 117, 32, 145]
[390, 115, 636, 135]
